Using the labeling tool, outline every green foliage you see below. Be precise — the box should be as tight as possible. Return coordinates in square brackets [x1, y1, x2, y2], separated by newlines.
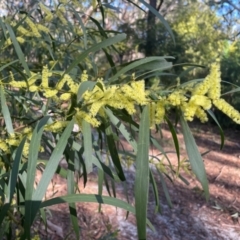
[0, 1, 239, 240]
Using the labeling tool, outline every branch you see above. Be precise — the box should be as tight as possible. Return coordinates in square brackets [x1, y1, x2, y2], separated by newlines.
[157, 0, 164, 11]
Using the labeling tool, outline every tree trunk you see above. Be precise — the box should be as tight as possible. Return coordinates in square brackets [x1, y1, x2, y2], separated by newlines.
[146, 0, 157, 56]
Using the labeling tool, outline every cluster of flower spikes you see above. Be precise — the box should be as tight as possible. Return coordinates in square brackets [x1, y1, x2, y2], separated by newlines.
[0, 68, 151, 155]
[1, 63, 240, 156]
[166, 63, 240, 124]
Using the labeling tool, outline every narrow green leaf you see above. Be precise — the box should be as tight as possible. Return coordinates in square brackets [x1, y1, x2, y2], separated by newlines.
[109, 57, 172, 83]
[221, 87, 240, 96]
[67, 151, 80, 239]
[180, 115, 209, 200]
[134, 105, 150, 240]
[0, 17, 7, 41]
[165, 116, 180, 169]
[158, 170, 173, 208]
[149, 168, 160, 213]
[105, 108, 137, 153]
[41, 194, 133, 210]
[207, 110, 224, 150]
[0, 86, 14, 135]
[77, 81, 96, 102]
[70, 6, 88, 49]
[0, 137, 26, 225]
[24, 117, 50, 238]
[64, 34, 126, 76]
[8, 137, 26, 201]
[25, 120, 74, 228]
[98, 168, 104, 212]
[104, 120, 126, 181]
[92, 143, 116, 180]
[150, 137, 174, 173]
[41, 193, 153, 231]
[82, 120, 93, 173]
[6, 24, 30, 76]
[0, 60, 19, 71]
[97, 0, 105, 26]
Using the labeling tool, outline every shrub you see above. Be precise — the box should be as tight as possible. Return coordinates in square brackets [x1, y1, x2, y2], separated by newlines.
[0, 1, 239, 239]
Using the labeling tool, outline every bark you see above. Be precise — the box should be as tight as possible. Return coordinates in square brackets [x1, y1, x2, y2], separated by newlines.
[145, 0, 157, 56]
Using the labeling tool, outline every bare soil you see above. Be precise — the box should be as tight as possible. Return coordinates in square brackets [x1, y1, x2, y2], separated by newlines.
[35, 122, 240, 240]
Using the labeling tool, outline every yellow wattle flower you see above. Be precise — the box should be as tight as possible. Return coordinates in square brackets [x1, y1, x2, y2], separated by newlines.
[0, 141, 8, 152]
[213, 99, 240, 124]
[29, 85, 38, 92]
[37, 24, 50, 33]
[43, 89, 58, 98]
[45, 121, 69, 133]
[39, 3, 53, 22]
[81, 70, 88, 82]
[25, 17, 41, 38]
[195, 107, 208, 123]
[207, 63, 221, 100]
[155, 100, 165, 124]
[56, 7, 68, 25]
[167, 90, 187, 106]
[189, 95, 211, 110]
[42, 66, 51, 88]
[75, 109, 100, 127]
[60, 93, 71, 101]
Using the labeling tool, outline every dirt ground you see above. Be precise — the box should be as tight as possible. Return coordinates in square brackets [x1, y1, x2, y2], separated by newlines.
[35, 121, 240, 240]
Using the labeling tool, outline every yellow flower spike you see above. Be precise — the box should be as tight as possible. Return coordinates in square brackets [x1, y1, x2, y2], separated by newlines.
[81, 70, 88, 82]
[195, 107, 208, 123]
[213, 99, 240, 124]
[155, 101, 165, 124]
[25, 17, 41, 38]
[39, 3, 53, 22]
[182, 102, 197, 122]
[23, 127, 32, 134]
[37, 24, 50, 34]
[45, 121, 69, 133]
[189, 95, 212, 110]
[192, 78, 211, 97]
[75, 109, 100, 127]
[23, 142, 30, 157]
[9, 71, 15, 82]
[29, 85, 38, 92]
[89, 101, 105, 117]
[168, 91, 187, 106]
[4, 38, 12, 47]
[9, 81, 27, 88]
[123, 100, 136, 115]
[60, 93, 71, 101]
[56, 76, 67, 90]
[65, 75, 79, 93]
[207, 63, 221, 100]
[6, 138, 20, 146]
[17, 25, 30, 36]
[0, 140, 8, 152]
[130, 80, 148, 105]
[42, 66, 51, 88]
[16, 37, 25, 44]
[103, 86, 117, 100]
[56, 7, 68, 25]
[43, 89, 58, 98]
